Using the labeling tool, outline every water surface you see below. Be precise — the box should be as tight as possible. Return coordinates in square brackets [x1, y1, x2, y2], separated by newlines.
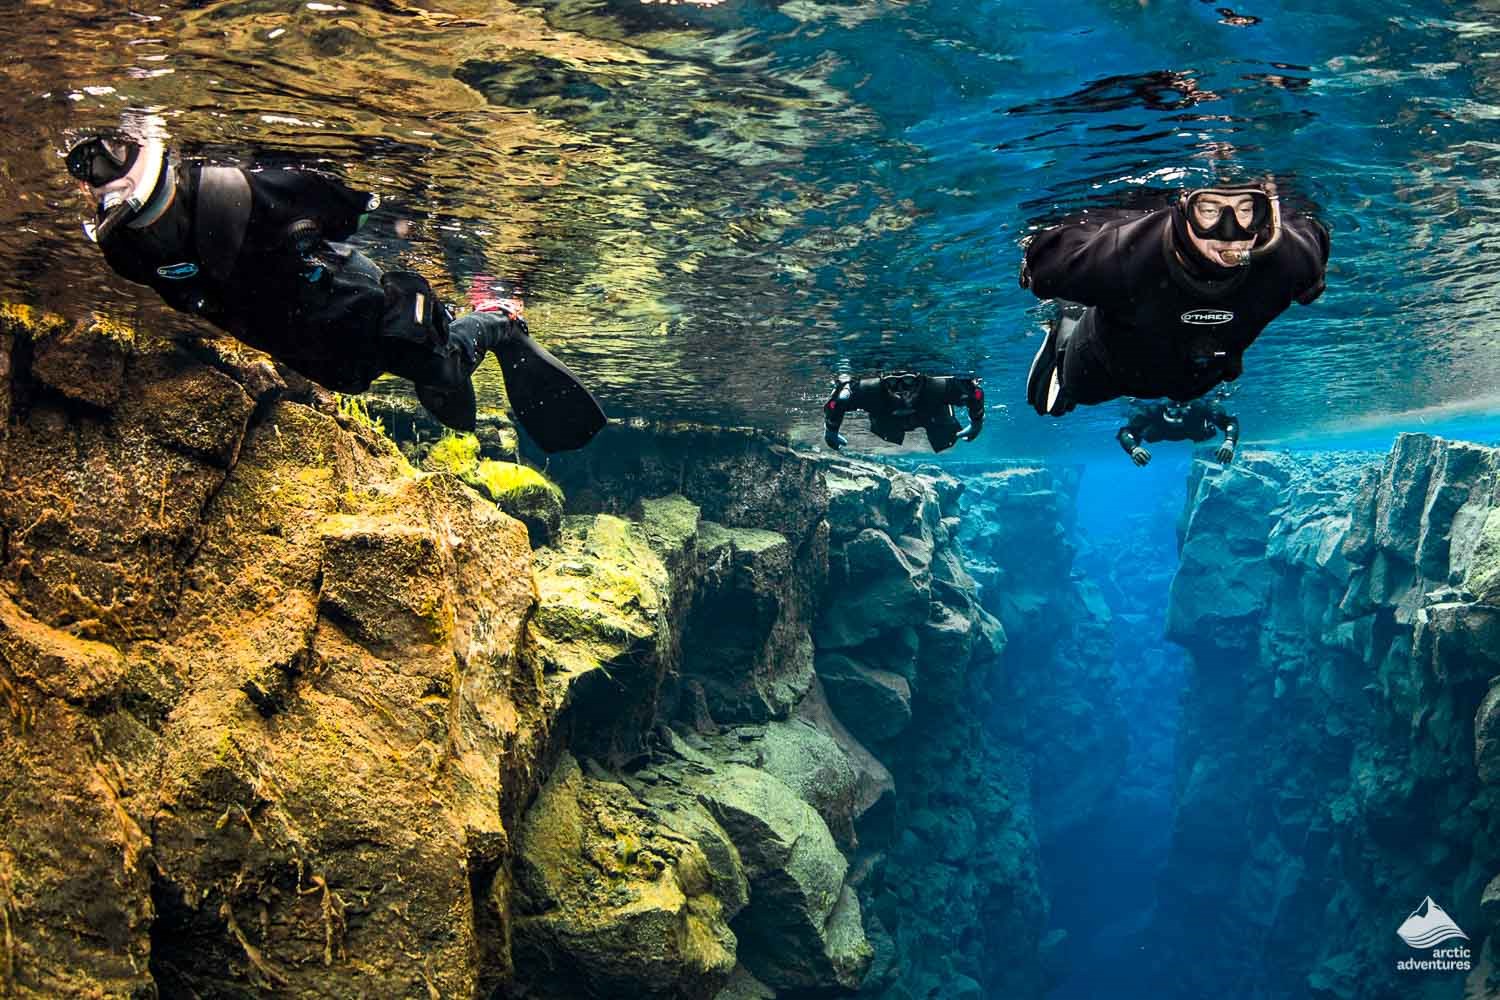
[4, 0, 1499, 456]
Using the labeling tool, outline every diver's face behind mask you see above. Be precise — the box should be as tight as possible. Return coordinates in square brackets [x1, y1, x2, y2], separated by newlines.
[65, 134, 170, 242]
[1181, 185, 1280, 269]
[883, 373, 923, 410]
[1162, 402, 1189, 424]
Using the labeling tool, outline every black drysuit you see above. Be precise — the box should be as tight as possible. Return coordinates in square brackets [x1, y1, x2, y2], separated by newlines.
[824, 375, 984, 452]
[93, 162, 603, 448]
[1023, 205, 1329, 405]
[1116, 399, 1238, 456]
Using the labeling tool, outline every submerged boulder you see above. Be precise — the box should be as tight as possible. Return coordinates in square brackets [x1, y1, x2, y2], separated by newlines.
[694, 764, 872, 991]
[816, 652, 913, 744]
[511, 755, 737, 1000]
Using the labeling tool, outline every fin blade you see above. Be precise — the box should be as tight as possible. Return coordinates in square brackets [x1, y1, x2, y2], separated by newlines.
[493, 334, 606, 453]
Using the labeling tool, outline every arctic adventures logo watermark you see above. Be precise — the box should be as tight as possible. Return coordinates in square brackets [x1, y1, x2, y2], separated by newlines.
[1396, 897, 1471, 974]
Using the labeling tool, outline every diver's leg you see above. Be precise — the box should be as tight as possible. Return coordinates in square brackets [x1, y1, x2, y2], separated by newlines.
[925, 410, 962, 452]
[385, 310, 606, 450]
[1027, 307, 1083, 417]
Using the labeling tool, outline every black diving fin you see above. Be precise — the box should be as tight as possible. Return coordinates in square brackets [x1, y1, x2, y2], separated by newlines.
[415, 379, 479, 433]
[491, 329, 607, 453]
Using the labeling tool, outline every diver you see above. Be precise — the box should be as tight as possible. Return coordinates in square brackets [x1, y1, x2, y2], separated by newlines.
[1116, 395, 1239, 467]
[64, 128, 606, 452]
[823, 372, 984, 452]
[1021, 180, 1329, 418]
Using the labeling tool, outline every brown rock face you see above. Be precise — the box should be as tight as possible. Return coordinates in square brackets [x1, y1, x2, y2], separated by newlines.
[0, 308, 545, 998]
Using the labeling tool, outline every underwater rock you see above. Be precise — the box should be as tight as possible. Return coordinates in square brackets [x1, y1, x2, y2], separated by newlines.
[1, 313, 1046, 1000]
[684, 521, 814, 723]
[714, 964, 775, 1000]
[529, 511, 676, 758]
[815, 457, 1047, 999]
[510, 754, 737, 1000]
[816, 652, 913, 744]
[1165, 460, 1283, 652]
[0, 308, 549, 998]
[1476, 683, 1500, 785]
[424, 432, 564, 546]
[816, 527, 930, 650]
[1157, 435, 1500, 1000]
[694, 763, 872, 991]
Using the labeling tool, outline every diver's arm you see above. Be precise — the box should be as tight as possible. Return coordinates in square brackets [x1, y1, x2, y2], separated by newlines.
[1213, 408, 1240, 447]
[945, 377, 985, 440]
[1212, 405, 1240, 463]
[243, 168, 376, 244]
[823, 377, 856, 449]
[1118, 413, 1152, 466]
[1277, 215, 1331, 305]
[1021, 213, 1134, 305]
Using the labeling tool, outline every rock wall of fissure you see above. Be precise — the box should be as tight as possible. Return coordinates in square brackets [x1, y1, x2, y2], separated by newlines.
[1155, 436, 1500, 1000]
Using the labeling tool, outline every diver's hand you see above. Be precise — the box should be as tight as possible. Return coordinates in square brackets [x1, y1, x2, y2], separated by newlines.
[958, 421, 981, 442]
[825, 428, 847, 450]
[1130, 446, 1151, 467]
[1216, 443, 1236, 464]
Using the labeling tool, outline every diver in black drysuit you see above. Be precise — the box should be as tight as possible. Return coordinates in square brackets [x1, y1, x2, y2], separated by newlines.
[1116, 397, 1239, 467]
[65, 133, 605, 451]
[1021, 182, 1330, 417]
[823, 372, 984, 452]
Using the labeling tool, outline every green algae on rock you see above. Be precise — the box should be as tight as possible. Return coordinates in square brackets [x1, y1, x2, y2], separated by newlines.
[511, 754, 738, 1000]
[425, 432, 565, 546]
[0, 306, 548, 998]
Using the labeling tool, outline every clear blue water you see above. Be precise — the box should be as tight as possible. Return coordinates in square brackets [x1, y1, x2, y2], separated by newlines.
[5, 5, 1499, 998]
[5, 0, 1500, 459]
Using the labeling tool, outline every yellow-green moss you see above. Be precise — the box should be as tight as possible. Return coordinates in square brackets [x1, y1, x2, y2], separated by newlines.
[336, 395, 387, 438]
[422, 434, 562, 545]
[425, 432, 482, 477]
[0, 303, 68, 341]
[471, 461, 563, 508]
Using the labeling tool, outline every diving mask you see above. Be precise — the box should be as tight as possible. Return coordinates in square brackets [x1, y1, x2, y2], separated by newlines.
[66, 134, 171, 243]
[882, 372, 923, 408]
[1180, 184, 1282, 264]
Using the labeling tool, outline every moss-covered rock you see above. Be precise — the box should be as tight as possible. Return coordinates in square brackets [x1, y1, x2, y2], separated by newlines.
[1466, 507, 1500, 605]
[0, 307, 548, 999]
[691, 763, 872, 991]
[511, 754, 737, 1000]
[529, 513, 675, 755]
[424, 432, 563, 546]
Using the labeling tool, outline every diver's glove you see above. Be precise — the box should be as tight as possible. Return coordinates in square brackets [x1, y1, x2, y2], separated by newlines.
[1130, 446, 1151, 467]
[1216, 442, 1236, 464]
[825, 428, 847, 451]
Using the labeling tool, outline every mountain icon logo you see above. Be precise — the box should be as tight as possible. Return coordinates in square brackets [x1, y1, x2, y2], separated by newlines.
[1396, 897, 1469, 949]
